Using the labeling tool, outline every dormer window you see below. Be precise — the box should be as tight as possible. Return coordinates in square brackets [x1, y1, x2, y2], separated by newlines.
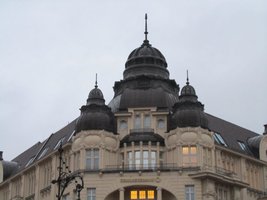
[214, 132, 227, 147]
[144, 114, 151, 128]
[237, 141, 250, 153]
[134, 114, 141, 129]
[38, 147, 49, 159]
[119, 120, 128, 130]
[133, 112, 152, 131]
[157, 119, 165, 129]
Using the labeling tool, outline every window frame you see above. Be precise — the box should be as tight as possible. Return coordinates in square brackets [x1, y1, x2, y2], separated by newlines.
[86, 149, 99, 170]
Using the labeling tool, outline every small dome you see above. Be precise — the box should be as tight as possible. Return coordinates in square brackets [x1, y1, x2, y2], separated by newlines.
[171, 79, 209, 130]
[75, 85, 116, 133]
[180, 80, 198, 102]
[123, 40, 169, 80]
[87, 85, 105, 106]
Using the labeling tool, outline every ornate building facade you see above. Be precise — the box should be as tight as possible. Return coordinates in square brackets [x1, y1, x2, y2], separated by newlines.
[1, 16, 267, 200]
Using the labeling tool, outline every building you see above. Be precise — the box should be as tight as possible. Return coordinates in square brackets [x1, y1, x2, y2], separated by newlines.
[1, 16, 267, 200]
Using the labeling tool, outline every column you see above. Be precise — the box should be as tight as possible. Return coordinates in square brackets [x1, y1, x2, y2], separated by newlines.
[157, 187, 162, 200]
[119, 188, 125, 200]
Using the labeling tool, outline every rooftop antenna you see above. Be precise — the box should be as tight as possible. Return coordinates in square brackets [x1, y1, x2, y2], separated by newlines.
[95, 73, 98, 88]
[186, 70, 189, 85]
[144, 13, 148, 41]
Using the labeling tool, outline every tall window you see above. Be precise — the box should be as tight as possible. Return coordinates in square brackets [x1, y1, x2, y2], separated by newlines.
[182, 146, 197, 166]
[128, 151, 133, 169]
[74, 152, 80, 171]
[87, 188, 96, 200]
[86, 149, 99, 170]
[135, 151, 141, 169]
[143, 115, 151, 128]
[143, 151, 149, 169]
[134, 114, 141, 129]
[185, 185, 195, 200]
[151, 151, 156, 168]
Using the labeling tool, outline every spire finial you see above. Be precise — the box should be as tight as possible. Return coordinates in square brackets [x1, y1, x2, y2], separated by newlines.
[144, 13, 148, 41]
[95, 73, 98, 88]
[186, 70, 189, 85]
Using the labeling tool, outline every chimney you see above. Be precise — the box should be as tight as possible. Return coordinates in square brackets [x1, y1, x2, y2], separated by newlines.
[0, 151, 3, 161]
[264, 124, 267, 135]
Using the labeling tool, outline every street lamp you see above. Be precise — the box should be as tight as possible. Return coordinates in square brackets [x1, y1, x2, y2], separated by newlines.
[51, 143, 84, 200]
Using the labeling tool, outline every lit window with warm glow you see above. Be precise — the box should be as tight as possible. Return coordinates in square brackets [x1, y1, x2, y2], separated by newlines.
[130, 189, 155, 200]
[148, 190, 154, 199]
[131, 191, 138, 199]
[139, 191, 146, 199]
[182, 146, 197, 166]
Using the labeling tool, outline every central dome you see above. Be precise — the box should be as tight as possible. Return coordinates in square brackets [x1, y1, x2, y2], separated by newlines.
[109, 15, 179, 112]
[123, 40, 169, 80]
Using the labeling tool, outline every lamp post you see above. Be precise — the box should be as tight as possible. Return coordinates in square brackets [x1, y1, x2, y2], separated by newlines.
[51, 143, 84, 200]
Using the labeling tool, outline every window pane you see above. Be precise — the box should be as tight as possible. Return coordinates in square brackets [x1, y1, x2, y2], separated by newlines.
[144, 115, 151, 128]
[148, 190, 154, 199]
[185, 186, 194, 200]
[139, 190, 146, 199]
[131, 191, 137, 199]
[157, 119, 165, 129]
[143, 151, 149, 169]
[183, 147, 189, 154]
[135, 151, 141, 169]
[87, 188, 96, 200]
[119, 120, 127, 129]
[151, 151, 156, 168]
[134, 115, 141, 129]
[86, 149, 99, 169]
[190, 146, 197, 154]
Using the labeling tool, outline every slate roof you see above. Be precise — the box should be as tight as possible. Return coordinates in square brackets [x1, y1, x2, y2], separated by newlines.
[12, 119, 76, 171]
[206, 113, 258, 156]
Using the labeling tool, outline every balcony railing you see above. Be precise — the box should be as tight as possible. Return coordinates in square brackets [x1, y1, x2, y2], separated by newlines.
[130, 128, 154, 133]
[102, 163, 200, 172]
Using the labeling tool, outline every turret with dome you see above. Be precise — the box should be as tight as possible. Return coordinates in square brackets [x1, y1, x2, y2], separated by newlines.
[171, 72, 209, 129]
[75, 77, 116, 133]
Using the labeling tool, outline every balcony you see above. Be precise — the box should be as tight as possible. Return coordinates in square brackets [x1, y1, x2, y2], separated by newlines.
[189, 166, 248, 188]
[102, 163, 200, 173]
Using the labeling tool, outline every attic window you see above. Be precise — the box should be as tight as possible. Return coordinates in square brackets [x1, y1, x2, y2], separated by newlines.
[54, 137, 65, 150]
[25, 157, 35, 167]
[214, 132, 227, 147]
[237, 141, 250, 153]
[38, 147, 49, 159]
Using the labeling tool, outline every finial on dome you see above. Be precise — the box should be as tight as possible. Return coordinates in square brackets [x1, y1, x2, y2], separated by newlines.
[95, 73, 98, 88]
[186, 70, 189, 85]
[144, 13, 148, 41]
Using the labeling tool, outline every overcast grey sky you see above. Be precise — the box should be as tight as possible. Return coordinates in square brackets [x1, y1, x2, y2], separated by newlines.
[0, 0, 266, 161]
